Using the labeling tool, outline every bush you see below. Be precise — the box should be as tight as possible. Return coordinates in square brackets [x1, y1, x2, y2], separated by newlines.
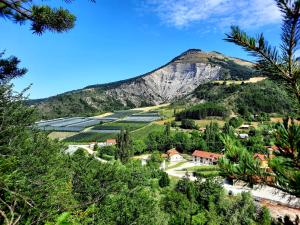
[181, 119, 198, 129]
[159, 171, 170, 187]
[228, 117, 243, 128]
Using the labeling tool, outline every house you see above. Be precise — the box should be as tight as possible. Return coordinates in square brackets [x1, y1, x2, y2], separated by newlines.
[106, 139, 117, 146]
[164, 149, 184, 162]
[89, 139, 117, 149]
[192, 150, 223, 165]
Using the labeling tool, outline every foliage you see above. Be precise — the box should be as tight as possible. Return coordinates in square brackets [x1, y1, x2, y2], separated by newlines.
[176, 102, 229, 120]
[228, 117, 244, 128]
[225, 0, 300, 107]
[97, 145, 116, 158]
[116, 129, 132, 163]
[204, 122, 223, 151]
[181, 119, 199, 129]
[0, 0, 76, 34]
[0, 51, 27, 83]
[193, 80, 297, 115]
[132, 139, 147, 154]
[0, 84, 75, 224]
[64, 132, 117, 143]
[159, 171, 170, 188]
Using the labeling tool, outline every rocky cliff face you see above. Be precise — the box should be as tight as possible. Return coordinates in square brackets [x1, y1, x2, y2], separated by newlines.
[105, 62, 222, 105]
[33, 49, 254, 118]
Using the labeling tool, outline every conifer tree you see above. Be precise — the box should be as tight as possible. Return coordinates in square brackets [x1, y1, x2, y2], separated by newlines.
[225, 0, 300, 108]
[0, 0, 78, 34]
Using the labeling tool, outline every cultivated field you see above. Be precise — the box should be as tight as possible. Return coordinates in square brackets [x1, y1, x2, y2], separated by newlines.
[64, 132, 117, 143]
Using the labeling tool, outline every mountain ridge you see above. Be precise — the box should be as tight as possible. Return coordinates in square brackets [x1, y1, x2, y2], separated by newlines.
[31, 49, 256, 119]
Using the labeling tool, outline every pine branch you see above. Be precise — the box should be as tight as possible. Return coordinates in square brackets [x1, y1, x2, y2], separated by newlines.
[224, 26, 291, 81]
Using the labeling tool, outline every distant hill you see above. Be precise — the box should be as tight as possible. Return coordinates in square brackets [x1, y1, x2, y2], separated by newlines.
[31, 49, 256, 119]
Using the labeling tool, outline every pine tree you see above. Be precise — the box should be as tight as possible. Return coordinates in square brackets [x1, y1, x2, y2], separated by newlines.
[225, 0, 300, 108]
[0, 0, 77, 34]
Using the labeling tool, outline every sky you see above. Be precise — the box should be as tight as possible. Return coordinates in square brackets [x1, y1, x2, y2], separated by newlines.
[1, 0, 283, 99]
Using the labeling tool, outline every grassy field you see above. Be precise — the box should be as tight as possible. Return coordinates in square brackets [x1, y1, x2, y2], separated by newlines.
[131, 124, 164, 140]
[194, 119, 225, 128]
[92, 121, 149, 132]
[64, 132, 117, 143]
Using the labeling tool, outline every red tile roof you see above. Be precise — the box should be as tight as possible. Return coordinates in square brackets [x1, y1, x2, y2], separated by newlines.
[192, 150, 222, 160]
[166, 149, 180, 156]
[106, 139, 117, 145]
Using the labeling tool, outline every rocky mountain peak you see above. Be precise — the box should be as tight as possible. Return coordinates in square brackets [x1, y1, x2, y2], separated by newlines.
[33, 49, 255, 118]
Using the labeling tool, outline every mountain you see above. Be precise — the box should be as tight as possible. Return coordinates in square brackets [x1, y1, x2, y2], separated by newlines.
[31, 49, 255, 119]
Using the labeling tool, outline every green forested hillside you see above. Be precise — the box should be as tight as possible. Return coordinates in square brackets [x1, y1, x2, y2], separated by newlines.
[192, 79, 297, 116]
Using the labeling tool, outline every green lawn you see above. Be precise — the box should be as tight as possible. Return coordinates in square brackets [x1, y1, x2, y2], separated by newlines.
[166, 161, 187, 170]
[186, 165, 219, 172]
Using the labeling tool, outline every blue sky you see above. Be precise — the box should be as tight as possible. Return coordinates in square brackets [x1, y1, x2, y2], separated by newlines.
[1, 0, 282, 99]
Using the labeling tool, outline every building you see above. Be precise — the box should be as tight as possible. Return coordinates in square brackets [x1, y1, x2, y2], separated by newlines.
[192, 150, 223, 165]
[164, 149, 184, 162]
[238, 133, 249, 139]
[106, 139, 117, 146]
[89, 139, 117, 149]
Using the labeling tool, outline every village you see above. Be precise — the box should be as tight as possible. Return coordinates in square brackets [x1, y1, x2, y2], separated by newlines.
[66, 136, 300, 220]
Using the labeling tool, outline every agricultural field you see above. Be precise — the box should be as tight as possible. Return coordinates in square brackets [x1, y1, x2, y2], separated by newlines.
[92, 121, 149, 132]
[64, 132, 117, 143]
[121, 116, 161, 122]
[35, 117, 104, 132]
[48, 132, 78, 140]
[101, 110, 143, 120]
[131, 124, 164, 140]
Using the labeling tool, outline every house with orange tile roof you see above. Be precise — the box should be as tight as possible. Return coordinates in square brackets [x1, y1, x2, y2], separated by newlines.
[192, 150, 223, 165]
[164, 149, 183, 162]
[106, 139, 117, 146]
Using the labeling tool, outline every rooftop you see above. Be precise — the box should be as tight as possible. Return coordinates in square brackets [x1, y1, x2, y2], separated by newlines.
[192, 150, 223, 159]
